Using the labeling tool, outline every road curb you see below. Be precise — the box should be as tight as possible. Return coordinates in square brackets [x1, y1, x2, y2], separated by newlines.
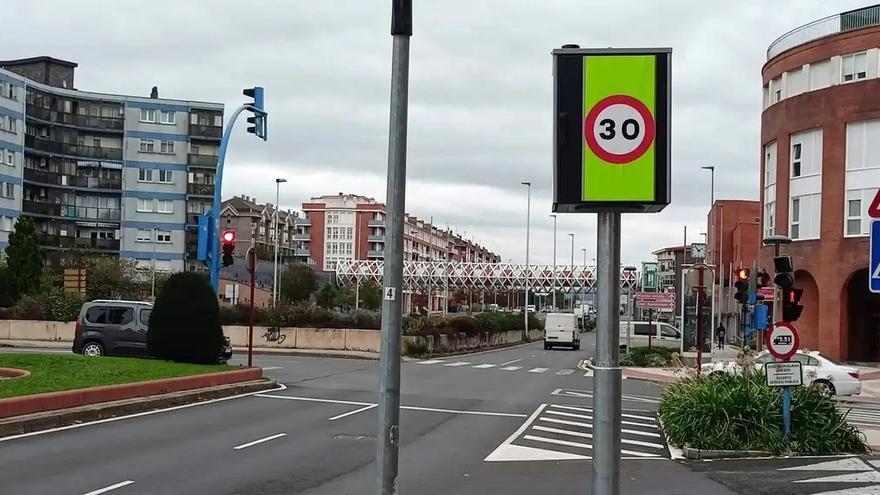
[233, 347, 379, 360]
[0, 368, 263, 418]
[0, 379, 277, 438]
[681, 446, 772, 460]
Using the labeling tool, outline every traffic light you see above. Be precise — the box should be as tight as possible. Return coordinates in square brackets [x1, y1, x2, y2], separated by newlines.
[782, 287, 804, 322]
[243, 87, 267, 140]
[221, 229, 236, 267]
[734, 267, 750, 303]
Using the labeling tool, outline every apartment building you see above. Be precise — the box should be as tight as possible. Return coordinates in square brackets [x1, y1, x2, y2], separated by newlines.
[294, 193, 501, 271]
[0, 56, 223, 272]
[220, 194, 298, 262]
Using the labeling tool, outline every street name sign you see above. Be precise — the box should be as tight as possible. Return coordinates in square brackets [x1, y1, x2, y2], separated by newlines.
[871, 220, 880, 293]
[765, 321, 800, 361]
[552, 47, 671, 213]
[634, 292, 676, 310]
[765, 361, 803, 387]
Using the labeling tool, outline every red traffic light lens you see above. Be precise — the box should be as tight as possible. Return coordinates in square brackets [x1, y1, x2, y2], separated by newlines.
[789, 290, 796, 303]
[222, 230, 235, 243]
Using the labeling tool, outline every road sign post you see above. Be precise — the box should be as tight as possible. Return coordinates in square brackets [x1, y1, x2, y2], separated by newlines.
[870, 220, 880, 293]
[766, 321, 801, 437]
[553, 45, 671, 495]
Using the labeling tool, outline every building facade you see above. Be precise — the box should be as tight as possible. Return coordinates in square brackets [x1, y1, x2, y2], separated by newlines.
[0, 57, 223, 273]
[760, 5, 880, 360]
[221, 194, 298, 263]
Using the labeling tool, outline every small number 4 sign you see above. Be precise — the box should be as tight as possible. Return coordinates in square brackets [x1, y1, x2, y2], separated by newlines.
[384, 287, 397, 301]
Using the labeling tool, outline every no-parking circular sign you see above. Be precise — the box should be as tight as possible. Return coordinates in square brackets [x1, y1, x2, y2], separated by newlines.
[765, 321, 800, 361]
[584, 95, 656, 165]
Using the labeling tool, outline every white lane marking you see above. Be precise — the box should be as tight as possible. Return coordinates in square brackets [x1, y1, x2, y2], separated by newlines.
[532, 424, 664, 449]
[401, 405, 527, 418]
[0, 383, 288, 444]
[484, 404, 554, 462]
[548, 405, 657, 422]
[522, 435, 660, 457]
[528, 368, 549, 373]
[583, 370, 594, 377]
[256, 394, 373, 407]
[418, 360, 444, 365]
[780, 458, 870, 471]
[556, 369, 575, 375]
[535, 417, 661, 438]
[81, 481, 135, 495]
[233, 433, 287, 450]
[444, 362, 470, 367]
[500, 366, 522, 371]
[473, 364, 497, 369]
[499, 358, 522, 367]
[541, 411, 655, 429]
[328, 404, 378, 421]
[262, 366, 283, 371]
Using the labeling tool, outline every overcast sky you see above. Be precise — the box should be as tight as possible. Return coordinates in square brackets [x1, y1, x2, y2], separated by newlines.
[8, 1, 869, 266]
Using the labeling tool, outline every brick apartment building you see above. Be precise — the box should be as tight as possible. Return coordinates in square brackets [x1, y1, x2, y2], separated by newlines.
[760, 5, 880, 360]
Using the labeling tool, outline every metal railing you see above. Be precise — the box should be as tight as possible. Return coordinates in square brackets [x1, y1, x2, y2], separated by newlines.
[23, 168, 122, 190]
[294, 217, 311, 226]
[294, 248, 310, 257]
[367, 249, 385, 258]
[36, 233, 120, 251]
[26, 104, 124, 131]
[189, 123, 222, 139]
[368, 219, 385, 227]
[25, 135, 123, 161]
[368, 234, 386, 242]
[292, 233, 310, 241]
[23, 200, 120, 221]
[767, 5, 880, 60]
[187, 183, 215, 196]
[187, 153, 218, 167]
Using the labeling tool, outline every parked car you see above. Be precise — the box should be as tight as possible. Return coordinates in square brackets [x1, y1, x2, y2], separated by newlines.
[544, 313, 580, 350]
[72, 299, 233, 363]
[701, 350, 861, 396]
[618, 320, 681, 352]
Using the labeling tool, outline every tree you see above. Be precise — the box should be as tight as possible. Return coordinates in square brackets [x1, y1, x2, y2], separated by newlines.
[5, 217, 43, 301]
[86, 257, 140, 300]
[280, 263, 316, 303]
[358, 281, 381, 311]
[316, 284, 337, 309]
[335, 285, 355, 310]
[148, 272, 224, 364]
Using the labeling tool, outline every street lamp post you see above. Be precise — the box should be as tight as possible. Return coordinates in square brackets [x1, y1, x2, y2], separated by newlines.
[550, 214, 557, 310]
[569, 233, 575, 309]
[522, 181, 531, 337]
[581, 248, 587, 311]
[273, 177, 287, 305]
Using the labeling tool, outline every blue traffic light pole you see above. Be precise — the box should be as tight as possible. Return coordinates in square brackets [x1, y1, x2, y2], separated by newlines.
[208, 91, 267, 294]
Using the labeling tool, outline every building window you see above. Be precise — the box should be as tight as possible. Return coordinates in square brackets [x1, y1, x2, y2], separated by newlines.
[160, 140, 174, 154]
[790, 198, 800, 239]
[774, 89, 781, 103]
[4, 150, 13, 167]
[764, 141, 776, 186]
[137, 198, 153, 212]
[138, 168, 154, 182]
[160, 111, 175, 124]
[136, 229, 152, 242]
[764, 201, 775, 237]
[0, 215, 12, 232]
[846, 119, 880, 170]
[847, 198, 862, 236]
[156, 230, 172, 243]
[157, 200, 173, 214]
[789, 193, 821, 240]
[158, 170, 173, 183]
[140, 109, 157, 123]
[139, 139, 155, 153]
[842, 52, 867, 82]
[92, 138, 101, 149]
[1, 182, 12, 199]
[791, 143, 802, 177]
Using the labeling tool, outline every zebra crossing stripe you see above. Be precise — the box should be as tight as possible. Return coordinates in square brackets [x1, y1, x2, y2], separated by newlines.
[444, 362, 470, 367]
[418, 360, 444, 365]
[529, 368, 549, 373]
[500, 366, 522, 371]
[472, 364, 497, 369]
[557, 369, 575, 375]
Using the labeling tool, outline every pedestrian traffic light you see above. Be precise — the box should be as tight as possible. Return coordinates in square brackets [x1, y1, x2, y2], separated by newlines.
[243, 87, 267, 140]
[734, 267, 750, 303]
[782, 287, 804, 322]
[221, 229, 236, 267]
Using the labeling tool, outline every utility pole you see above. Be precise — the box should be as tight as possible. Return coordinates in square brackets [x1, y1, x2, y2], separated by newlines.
[273, 177, 287, 305]
[377, 1, 410, 493]
[151, 227, 157, 299]
[569, 233, 575, 309]
[522, 181, 531, 338]
[550, 214, 557, 310]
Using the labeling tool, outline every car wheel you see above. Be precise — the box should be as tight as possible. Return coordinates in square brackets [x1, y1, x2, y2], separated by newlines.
[811, 380, 836, 396]
[82, 341, 104, 357]
[574, 343, 581, 351]
[544, 343, 550, 350]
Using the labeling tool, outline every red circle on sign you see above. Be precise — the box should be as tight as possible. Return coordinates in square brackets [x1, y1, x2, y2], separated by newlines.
[584, 95, 656, 164]
[765, 321, 800, 361]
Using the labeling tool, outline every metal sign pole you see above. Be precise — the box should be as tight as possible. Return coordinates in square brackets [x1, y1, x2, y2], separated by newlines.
[593, 211, 622, 495]
[377, 1, 411, 493]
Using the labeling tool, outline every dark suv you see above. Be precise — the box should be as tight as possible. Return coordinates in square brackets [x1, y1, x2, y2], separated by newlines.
[72, 300, 232, 362]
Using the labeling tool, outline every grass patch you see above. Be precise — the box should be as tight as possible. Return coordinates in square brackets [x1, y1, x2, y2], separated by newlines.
[621, 346, 673, 367]
[0, 353, 232, 399]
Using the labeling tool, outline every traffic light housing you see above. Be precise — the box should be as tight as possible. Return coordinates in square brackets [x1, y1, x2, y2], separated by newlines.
[243, 87, 267, 140]
[221, 229, 236, 267]
[734, 267, 750, 303]
[782, 287, 804, 322]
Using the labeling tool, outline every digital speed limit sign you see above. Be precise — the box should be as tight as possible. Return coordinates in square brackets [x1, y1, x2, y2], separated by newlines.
[552, 47, 671, 213]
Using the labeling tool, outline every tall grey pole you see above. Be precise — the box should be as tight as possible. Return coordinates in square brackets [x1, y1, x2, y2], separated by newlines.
[550, 214, 557, 310]
[522, 181, 531, 337]
[569, 233, 575, 309]
[377, 1, 410, 493]
[273, 178, 286, 304]
[593, 211, 622, 495]
[151, 227, 157, 299]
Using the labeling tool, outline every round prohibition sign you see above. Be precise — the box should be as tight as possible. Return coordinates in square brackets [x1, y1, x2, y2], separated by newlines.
[765, 321, 800, 361]
[584, 95, 656, 164]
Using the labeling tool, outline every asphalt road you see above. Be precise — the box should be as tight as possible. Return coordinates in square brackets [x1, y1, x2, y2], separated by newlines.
[0, 333, 757, 494]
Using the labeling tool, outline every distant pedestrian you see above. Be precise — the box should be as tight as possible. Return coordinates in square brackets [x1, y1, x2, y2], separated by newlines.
[716, 324, 726, 349]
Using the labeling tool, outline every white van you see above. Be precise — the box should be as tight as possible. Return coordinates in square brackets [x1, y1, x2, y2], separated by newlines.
[544, 313, 580, 350]
[618, 320, 681, 352]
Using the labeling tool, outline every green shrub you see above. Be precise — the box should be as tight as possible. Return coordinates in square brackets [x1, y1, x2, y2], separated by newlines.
[44, 289, 83, 322]
[659, 372, 868, 455]
[620, 352, 635, 366]
[475, 312, 507, 333]
[11, 294, 45, 320]
[628, 346, 673, 367]
[450, 315, 480, 336]
[402, 314, 423, 335]
[148, 272, 225, 364]
[403, 337, 429, 357]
